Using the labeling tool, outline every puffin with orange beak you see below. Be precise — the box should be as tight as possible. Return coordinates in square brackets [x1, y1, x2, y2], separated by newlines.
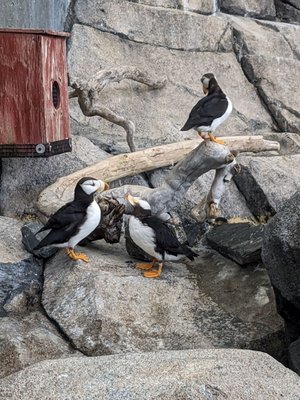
[180, 73, 232, 145]
[125, 193, 198, 278]
[34, 177, 109, 262]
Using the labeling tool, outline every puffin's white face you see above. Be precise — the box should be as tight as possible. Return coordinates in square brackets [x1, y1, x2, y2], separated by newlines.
[126, 193, 151, 211]
[81, 179, 109, 195]
[201, 74, 216, 94]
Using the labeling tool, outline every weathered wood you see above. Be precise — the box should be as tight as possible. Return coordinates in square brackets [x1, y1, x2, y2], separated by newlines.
[70, 67, 167, 152]
[37, 136, 280, 217]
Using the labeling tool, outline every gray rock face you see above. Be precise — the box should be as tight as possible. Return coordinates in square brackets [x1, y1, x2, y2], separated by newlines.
[1, 349, 300, 400]
[275, 0, 300, 23]
[74, 0, 231, 51]
[0, 312, 79, 378]
[232, 17, 300, 133]
[129, 0, 217, 14]
[220, 0, 276, 19]
[0, 136, 110, 217]
[42, 241, 281, 357]
[234, 154, 300, 219]
[0, 217, 43, 316]
[206, 223, 264, 265]
[0, 258, 43, 317]
[0, 217, 30, 264]
[68, 23, 272, 151]
[262, 191, 300, 373]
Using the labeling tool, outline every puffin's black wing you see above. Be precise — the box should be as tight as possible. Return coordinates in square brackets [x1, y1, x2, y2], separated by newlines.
[38, 201, 86, 232]
[143, 217, 197, 260]
[181, 92, 228, 131]
[34, 202, 87, 249]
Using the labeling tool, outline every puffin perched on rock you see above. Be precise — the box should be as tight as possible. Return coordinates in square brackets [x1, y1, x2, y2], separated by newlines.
[34, 177, 109, 262]
[125, 193, 198, 278]
[181, 73, 232, 145]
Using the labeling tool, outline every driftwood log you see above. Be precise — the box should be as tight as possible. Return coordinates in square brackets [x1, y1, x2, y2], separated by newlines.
[69, 67, 167, 152]
[38, 136, 280, 221]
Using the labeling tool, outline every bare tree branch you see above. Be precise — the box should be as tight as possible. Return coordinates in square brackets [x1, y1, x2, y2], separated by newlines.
[69, 67, 167, 152]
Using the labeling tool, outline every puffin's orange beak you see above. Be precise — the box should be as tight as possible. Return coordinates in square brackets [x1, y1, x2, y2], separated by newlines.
[104, 182, 109, 191]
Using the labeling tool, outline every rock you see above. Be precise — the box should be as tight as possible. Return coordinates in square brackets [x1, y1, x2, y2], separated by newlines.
[42, 241, 281, 357]
[289, 337, 300, 375]
[0, 216, 43, 316]
[233, 154, 300, 218]
[232, 17, 300, 132]
[275, 0, 300, 23]
[0, 312, 79, 378]
[262, 131, 300, 155]
[1, 349, 300, 400]
[68, 23, 272, 151]
[0, 217, 30, 264]
[262, 190, 300, 373]
[0, 136, 110, 217]
[74, 0, 231, 51]
[206, 222, 264, 265]
[0, 257, 43, 316]
[21, 222, 58, 259]
[220, 0, 276, 19]
[129, 0, 217, 14]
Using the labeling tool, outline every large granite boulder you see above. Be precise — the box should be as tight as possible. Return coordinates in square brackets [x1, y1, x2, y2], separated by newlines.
[0, 136, 110, 217]
[220, 0, 276, 19]
[1, 349, 299, 400]
[68, 21, 272, 151]
[41, 240, 282, 358]
[275, 0, 300, 23]
[232, 17, 300, 133]
[206, 222, 264, 265]
[0, 312, 79, 378]
[262, 190, 300, 374]
[234, 154, 300, 219]
[74, 0, 231, 51]
[0, 217, 43, 317]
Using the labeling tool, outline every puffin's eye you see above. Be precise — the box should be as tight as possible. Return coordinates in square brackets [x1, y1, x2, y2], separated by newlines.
[92, 181, 95, 186]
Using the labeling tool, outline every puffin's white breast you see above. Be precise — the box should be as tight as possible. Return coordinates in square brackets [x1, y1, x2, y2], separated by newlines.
[69, 200, 101, 248]
[128, 216, 184, 262]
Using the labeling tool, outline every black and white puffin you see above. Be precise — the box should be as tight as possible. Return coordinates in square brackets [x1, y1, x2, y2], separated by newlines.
[34, 177, 109, 262]
[180, 73, 232, 145]
[125, 193, 198, 278]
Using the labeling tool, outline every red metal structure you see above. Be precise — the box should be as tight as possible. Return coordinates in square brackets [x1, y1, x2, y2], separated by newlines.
[0, 28, 71, 157]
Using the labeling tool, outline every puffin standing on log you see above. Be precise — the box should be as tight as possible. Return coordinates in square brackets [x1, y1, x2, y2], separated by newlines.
[180, 73, 232, 145]
[125, 193, 198, 278]
[34, 177, 109, 262]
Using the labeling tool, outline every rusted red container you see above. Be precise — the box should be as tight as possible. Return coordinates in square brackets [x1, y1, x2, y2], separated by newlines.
[0, 28, 71, 157]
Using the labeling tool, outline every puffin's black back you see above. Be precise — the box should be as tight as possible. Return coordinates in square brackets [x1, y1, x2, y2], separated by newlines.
[181, 77, 228, 131]
[142, 215, 198, 260]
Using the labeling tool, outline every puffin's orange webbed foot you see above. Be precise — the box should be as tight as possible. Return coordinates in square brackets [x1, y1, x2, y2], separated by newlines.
[208, 133, 225, 145]
[143, 263, 163, 278]
[65, 248, 89, 263]
[135, 258, 158, 271]
[135, 262, 154, 271]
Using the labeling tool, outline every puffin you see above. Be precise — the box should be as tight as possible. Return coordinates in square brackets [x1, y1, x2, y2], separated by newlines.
[125, 193, 198, 278]
[180, 73, 232, 145]
[34, 177, 109, 262]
